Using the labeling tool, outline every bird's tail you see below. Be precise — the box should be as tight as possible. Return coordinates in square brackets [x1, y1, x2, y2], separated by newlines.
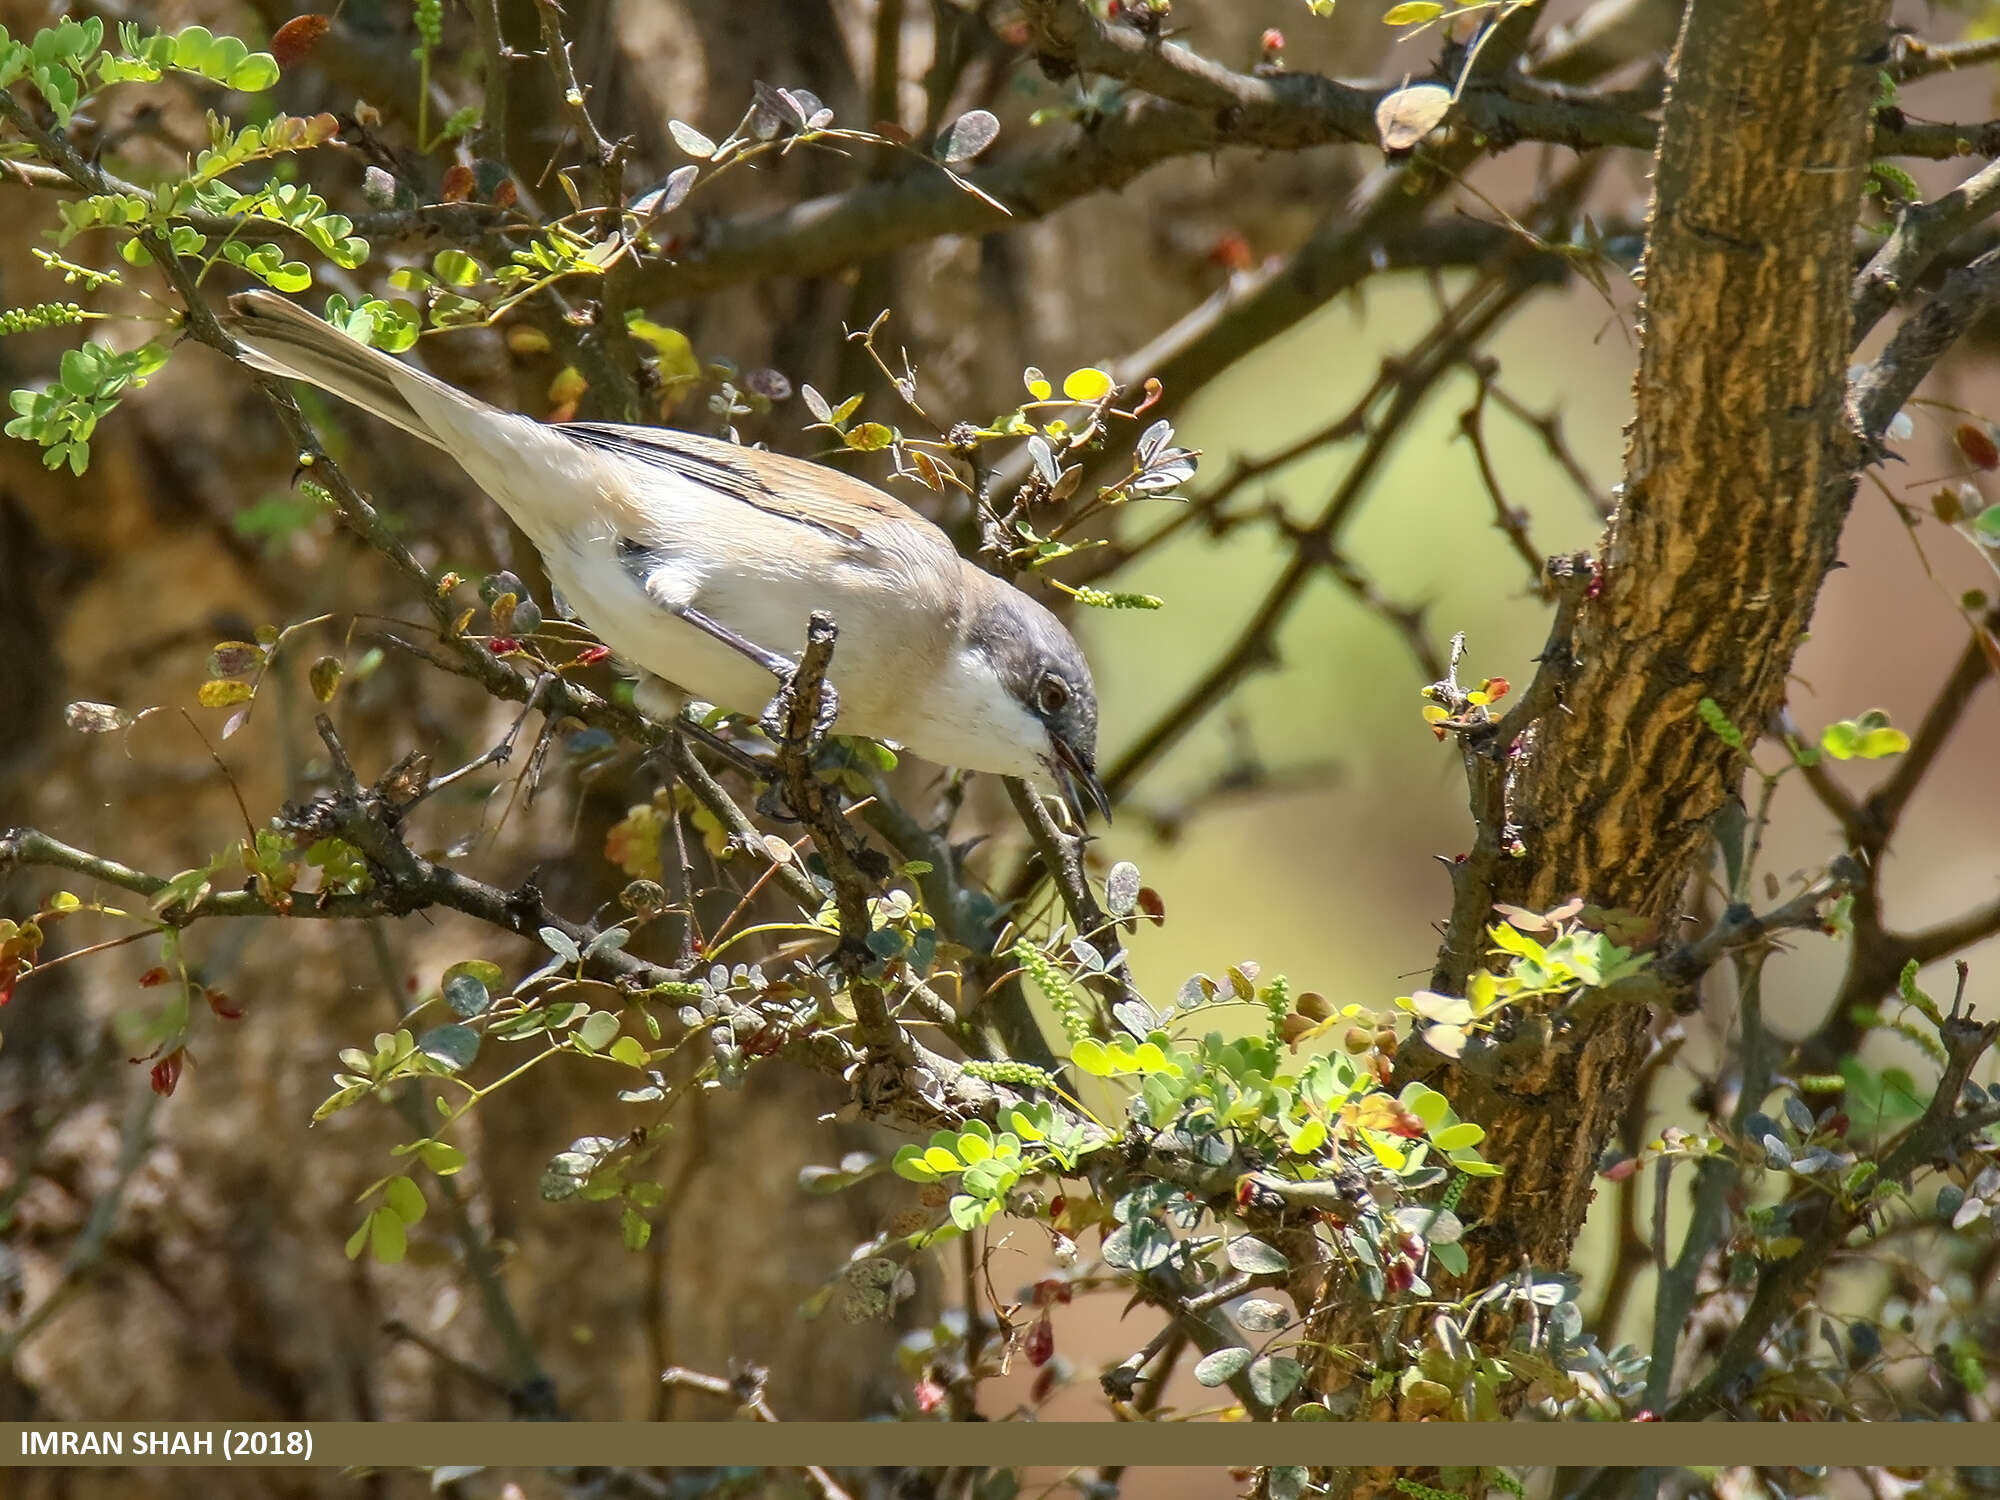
[220, 290, 488, 452]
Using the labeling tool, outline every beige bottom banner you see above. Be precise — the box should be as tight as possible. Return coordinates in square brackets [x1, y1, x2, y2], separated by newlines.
[3, 1423, 1997, 1468]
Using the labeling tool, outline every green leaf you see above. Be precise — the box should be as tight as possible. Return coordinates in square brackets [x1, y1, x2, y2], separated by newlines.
[1193, 1347, 1253, 1387]
[1070, 1037, 1113, 1075]
[433, 249, 485, 287]
[1227, 1235, 1289, 1274]
[922, 1145, 961, 1174]
[1248, 1354, 1304, 1406]
[575, 1010, 621, 1052]
[621, 1205, 653, 1250]
[1383, 1, 1446, 23]
[1102, 1217, 1175, 1272]
[1401, 1082, 1451, 1130]
[892, 1144, 940, 1183]
[669, 119, 717, 158]
[418, 1141, 466, 1176]
[418, 1022, 479, 1072]
[368, 1205, 408, 1263]
[1856, 726, 1910, 758]
[227, 51, 280, 90]
[609, 1035, 648, 1068]
[1431, 1121, 1486, 1150]
[844, 422, 894, 452]
[441, 962, 496, 1017]
[1287, 1116, 1328, 1155]
[383, 1175, 427, 1224]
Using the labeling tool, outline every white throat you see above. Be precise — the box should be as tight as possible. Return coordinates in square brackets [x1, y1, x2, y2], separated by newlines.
[890, 640, 1050, 782]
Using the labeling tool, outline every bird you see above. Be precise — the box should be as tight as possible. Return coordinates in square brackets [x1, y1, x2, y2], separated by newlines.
[219, 291, 1110, 823]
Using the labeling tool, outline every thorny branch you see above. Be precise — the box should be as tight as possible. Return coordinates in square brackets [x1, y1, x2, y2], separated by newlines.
[763, 614, 905, 1060]
[1429, 552, 1594, 995]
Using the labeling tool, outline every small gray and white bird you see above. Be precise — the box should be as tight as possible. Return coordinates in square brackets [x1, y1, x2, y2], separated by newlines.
[221, 291, 1109, 821]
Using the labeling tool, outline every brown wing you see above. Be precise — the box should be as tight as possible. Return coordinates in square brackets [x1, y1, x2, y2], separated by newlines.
[561, 421, 937, 552]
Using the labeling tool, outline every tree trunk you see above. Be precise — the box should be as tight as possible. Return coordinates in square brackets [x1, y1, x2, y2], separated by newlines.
[1405, 0, 1887, 1294]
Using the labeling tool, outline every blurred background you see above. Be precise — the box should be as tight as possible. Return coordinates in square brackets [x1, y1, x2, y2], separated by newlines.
[1, 0, 1997, 1493]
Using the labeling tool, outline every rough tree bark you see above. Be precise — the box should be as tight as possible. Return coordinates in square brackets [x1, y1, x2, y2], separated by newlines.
[1403, 0, 1889, 1292]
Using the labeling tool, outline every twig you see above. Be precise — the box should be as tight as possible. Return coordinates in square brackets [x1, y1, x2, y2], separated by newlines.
[1460, 380, 1559, 598]
[1483, 382, 1613, 519]
[658, 1366, 853, 1500]
[1004, 777, 1135, 1006]
[470, 0, 512, 170]
[1853, 244, 2000, 444]
[1665, 1009, 2000, 1419]
[380, 1319, 519, 1401]
[376, 927, 556, 1417]
[1853, 158, 2000, 341]
[1860, 606, 2000, 847]
[1643, 943, 1778, 1413]
[1888, 32, 2000, 82]
[1649, 858, 1863, 1007]
[531, 0, 623, 204]
[1101, 261, 1550, 801]
[1429, 553, 1594, 994]
[766, 615, 902, 1057]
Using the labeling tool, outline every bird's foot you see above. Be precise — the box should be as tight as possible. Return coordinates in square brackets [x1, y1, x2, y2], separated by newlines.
[758, 670, 840, 748]
[754, 781, 803, 824]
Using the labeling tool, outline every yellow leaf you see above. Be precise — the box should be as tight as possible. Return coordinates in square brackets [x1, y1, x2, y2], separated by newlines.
[197, 679, 255, 708]
[1062, 366, 1113, 401]
[625, 319, 701, 384]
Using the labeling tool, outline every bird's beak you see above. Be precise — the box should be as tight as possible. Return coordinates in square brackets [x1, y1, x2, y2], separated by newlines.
[1051, 737, 1113, 826]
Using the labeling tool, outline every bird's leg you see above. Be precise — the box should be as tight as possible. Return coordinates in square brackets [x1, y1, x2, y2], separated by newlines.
[669, 604, 840, 747]
[678, 712, 777, 787]
[660, 725, 702, 965]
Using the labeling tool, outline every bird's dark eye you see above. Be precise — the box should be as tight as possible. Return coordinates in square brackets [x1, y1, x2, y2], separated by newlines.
[1036, 674, 1070, 717]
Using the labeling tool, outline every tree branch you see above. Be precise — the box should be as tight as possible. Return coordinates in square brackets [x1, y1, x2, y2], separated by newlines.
[1853, 158, 2000, 341]
[1854, 244, 2000, 442]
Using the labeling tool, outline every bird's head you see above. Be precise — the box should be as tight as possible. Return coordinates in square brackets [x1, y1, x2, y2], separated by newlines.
[968, 585, 1111, 825]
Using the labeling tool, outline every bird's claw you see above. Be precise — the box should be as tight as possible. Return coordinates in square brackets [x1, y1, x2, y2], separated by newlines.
[758, 671, 840, 748]
[754, 781, 803, 824]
